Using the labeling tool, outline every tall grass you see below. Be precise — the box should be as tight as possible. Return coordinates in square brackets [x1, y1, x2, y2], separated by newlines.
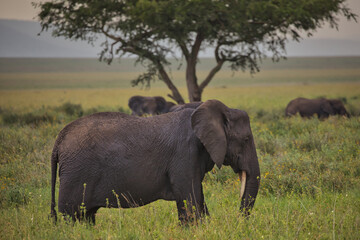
[0, 82, 359, 239]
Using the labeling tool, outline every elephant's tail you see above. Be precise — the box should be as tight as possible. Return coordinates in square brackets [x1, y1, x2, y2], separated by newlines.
[50, 146, 58, 223]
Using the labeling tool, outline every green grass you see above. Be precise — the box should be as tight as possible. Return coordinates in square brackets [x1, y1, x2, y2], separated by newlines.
[1, 185, 359, 239]
[0, 57, 360, 239]
[0, 107, 359, 239]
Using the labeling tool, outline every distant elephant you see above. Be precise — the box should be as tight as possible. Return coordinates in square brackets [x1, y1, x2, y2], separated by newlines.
[169, 102, 203, 112]
[128, 96, 171, 116]
[285, 97, 350, 119]
[50, 100, 260, 224]
[163, 101, 176, 113]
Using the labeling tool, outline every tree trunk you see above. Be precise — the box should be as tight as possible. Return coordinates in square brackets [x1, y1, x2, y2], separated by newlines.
[158, 66, 185, 104]
[186, 58, 225, 103]
[186, 58, 202, 102]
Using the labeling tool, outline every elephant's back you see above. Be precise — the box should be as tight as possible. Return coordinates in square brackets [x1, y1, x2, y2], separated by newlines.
[55, 112, 128, 161]
[287, 98, 314, 108]
[57, 112, 132, 140]
[55, 111, 191, 162]
[288, 97, 310, 105]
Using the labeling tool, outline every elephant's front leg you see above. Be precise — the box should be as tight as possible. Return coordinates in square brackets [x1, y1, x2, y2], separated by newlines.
[200, 184, 210, 217]
[174, 182, 208, 224]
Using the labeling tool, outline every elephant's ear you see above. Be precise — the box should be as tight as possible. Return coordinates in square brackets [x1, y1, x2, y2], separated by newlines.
[128, 96, 142, 109]
[154, 97, 166, 111]
[191, 100, 229, 169]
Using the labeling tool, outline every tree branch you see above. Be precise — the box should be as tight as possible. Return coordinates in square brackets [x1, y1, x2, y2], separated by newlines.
[157, 62, 185, 104]
[177, 39, 190, 59]
[190, 32, 203, 59]
[199, 59, 224, 91]
[100, 24, 184, 103]
[101, 25, 124, 43]
[214, 42, 223, 63]
[197, 41, 225, 91]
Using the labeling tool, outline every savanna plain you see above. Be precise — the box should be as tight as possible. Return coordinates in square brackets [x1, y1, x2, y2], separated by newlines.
[0, 57, 359, 239]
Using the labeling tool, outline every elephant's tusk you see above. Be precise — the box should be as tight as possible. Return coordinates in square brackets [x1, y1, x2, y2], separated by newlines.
[239, 171, 246, 200]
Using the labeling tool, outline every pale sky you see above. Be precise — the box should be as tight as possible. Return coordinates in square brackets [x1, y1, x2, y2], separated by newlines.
[0, 0, 359, 40]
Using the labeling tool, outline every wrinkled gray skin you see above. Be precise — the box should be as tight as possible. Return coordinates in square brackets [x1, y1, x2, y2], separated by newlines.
[169, 102, 203, 112]
[128, 96, 174, 116]
[50, 100, 260, 224]
[285, 97, 350, 119]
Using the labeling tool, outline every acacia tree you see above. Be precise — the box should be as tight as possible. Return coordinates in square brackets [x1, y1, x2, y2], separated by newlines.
[35, 0, 356, 103]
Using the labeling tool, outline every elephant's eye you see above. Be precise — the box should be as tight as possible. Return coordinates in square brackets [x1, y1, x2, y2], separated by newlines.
[244, 136, 250, 142]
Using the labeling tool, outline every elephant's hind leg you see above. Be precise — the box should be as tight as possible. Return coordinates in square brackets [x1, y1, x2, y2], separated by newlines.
[85, 207, 100, 225]
[59, 203, 99, 225]
[58, 203, 78, 223]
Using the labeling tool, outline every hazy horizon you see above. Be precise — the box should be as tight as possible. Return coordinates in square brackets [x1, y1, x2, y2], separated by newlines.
[0, 0, 359, 57]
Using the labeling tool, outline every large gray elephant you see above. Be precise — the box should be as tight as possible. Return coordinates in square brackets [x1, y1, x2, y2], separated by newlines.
[285, 97, 350, 119]
[128, 95, 174, 116]
[50, 100, 260, 224]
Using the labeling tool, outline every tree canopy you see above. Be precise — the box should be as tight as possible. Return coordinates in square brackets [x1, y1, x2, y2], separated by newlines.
[35, 0, 357, 103]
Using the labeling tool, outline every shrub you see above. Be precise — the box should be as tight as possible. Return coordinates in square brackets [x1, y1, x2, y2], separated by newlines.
[2, 112, 55, 126]
[84, 107, 99, 116]
[256, 136, 280, 155]
[347, 103, 360, 117]
[0, 176, 31, 208]
[205, 167, 235, 184]
[254, 109, 282, 122]
[57, 102, 83, 117]
[118, 106, 131, 114]
[2, 112, 19, 125]
[2, 186, 30, 207]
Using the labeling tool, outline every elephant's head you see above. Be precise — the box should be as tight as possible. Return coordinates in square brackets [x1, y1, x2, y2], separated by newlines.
[191, 100, 260, 216]
[161, 101, 176, 114]
[154, 96, 167, 114]
[328, 99, 350, 117]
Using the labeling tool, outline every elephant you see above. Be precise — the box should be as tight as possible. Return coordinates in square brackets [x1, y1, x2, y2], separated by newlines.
[128, 96, 174, 116]
[169, 102, 203, 112]
[50, 100, 260, 225]
[285, 97, 350, 119]
[163, 101, 176, 113]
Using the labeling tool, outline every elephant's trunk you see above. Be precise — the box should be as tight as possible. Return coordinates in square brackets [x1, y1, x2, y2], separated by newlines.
[239, 144, 260, 216]
[240, 178, 260, 216]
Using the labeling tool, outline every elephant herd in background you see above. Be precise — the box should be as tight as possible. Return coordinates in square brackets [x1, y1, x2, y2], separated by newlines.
[128, 96, 176, 116]
[129, 95, 350, 119]
[49, 94, 350, 226]
[128, 95, 204, 115]
[285, 97, 350, 119]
